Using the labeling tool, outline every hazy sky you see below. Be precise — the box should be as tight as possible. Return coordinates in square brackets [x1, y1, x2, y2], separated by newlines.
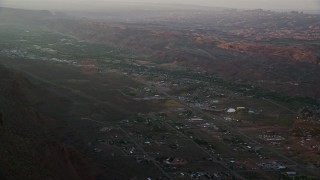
[1, 0, 320, 11]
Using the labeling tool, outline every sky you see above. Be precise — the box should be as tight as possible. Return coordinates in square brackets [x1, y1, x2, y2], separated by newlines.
[1, 0, 320, 11]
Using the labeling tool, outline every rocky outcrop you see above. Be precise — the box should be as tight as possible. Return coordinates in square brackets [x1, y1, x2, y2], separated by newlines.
[217, 42, 320, 64]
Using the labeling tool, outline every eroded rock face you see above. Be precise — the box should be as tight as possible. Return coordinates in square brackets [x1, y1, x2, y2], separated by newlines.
[217, 42, 320, 64]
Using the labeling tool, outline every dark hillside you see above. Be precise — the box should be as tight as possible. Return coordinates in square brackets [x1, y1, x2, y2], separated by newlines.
[0, 63, 97, 180]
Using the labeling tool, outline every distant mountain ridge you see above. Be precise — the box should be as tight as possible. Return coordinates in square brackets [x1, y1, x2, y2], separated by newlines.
[1, 7, 318, 100]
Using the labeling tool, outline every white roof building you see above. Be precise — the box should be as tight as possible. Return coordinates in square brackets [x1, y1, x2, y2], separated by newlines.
[227, 108, 236, 113]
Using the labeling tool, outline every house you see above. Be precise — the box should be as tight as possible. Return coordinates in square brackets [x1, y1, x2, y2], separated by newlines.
[248, 110, 256, 114]
[237, 107, 246, 110]
[189, 117, 204, 121]
[286, 171, 297, 178]
[227, 108, 236, 113]
[171, 158, 187, 166]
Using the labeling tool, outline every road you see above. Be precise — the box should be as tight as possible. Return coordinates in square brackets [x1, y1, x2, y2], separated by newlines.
[81, 118, 173, 179]
[6, 62, 319, 178]
[141, 79, 320, 177]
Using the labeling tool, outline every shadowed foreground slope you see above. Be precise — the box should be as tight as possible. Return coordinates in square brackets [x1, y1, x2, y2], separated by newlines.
[0, 63, 98, 180]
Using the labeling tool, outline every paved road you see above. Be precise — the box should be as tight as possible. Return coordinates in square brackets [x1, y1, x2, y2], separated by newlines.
[141, 79, 320, 178]
[81, 118, 173, 179]
[7, 63, 319, 178]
